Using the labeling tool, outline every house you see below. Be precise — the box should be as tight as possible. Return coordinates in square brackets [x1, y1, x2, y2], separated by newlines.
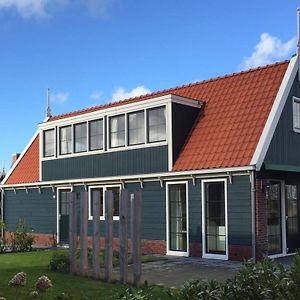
[1, 55, 300, 261]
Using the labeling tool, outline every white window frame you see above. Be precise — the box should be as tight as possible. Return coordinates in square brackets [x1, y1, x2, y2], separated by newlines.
[74, 122, 88, 153]
[88, 118, 105, 152]
[88, 184, 121, 221]
[293, 96, 300, 133]
[108, 114, 126, 149]
[201, 178, 228, 260]
[166, 181, 189, 257]
[42, 127, 57, 159]
[59, 125, 73, 156]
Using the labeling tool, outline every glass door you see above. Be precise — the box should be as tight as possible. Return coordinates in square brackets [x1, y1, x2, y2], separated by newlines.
[167, 183, 188, 255]
[202, 180, 227, 259]
[285, 184, 299, 254]
[266, 181, 282, 255]
[58, 189, 71, 244]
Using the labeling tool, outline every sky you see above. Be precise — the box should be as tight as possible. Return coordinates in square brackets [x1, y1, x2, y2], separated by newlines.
[0, 0, 299, 171]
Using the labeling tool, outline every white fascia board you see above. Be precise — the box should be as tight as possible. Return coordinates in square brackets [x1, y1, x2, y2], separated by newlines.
[1, 130, 40, 185]
[250, 56, 298, 170]
[38, 94, 203, 130]
[0, 165, 254, 189]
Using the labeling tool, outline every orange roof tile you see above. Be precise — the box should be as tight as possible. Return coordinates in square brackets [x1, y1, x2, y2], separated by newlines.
[4, 60, 289, 184]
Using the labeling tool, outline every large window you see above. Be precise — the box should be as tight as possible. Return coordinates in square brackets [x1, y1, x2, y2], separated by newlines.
[293, 97, 300, 132]
[148, 107, 166, 143]
[203, 180, 227, 256]
[128, 111, 145, 145]
[74, 123, 87, 153]
[109, 115, 125, 148]
[89, 119, 103, 151]
[43, 129, 55, 157]
[60, 126, 72, 155]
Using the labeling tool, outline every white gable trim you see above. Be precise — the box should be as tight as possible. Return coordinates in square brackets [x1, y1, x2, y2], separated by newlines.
[250, 56, 298, 170]
[1, 130, 40, 185]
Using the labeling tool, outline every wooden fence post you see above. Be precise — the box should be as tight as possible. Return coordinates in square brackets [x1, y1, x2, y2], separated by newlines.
[92, 190, 101, 280]
[68, 191, 77, 275]
[80, 191, 88, 276]
[104, 190, 114, 282]
[119, 189, 129, 284]
[131, 190, 142, 287]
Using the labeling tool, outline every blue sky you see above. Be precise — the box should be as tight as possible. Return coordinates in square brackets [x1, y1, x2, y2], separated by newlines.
[0, 0, 299, 171]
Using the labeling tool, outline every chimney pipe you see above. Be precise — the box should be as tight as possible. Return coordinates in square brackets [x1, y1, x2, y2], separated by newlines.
[11, 153, 20, 167]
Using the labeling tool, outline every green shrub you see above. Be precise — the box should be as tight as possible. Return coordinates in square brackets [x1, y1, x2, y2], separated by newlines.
[291, 251, 300, 298]
[117, 286, 156, 300]
[49, 252, 70, 273]
[11, 218, 34, 252]
[0, 219, 7, 253]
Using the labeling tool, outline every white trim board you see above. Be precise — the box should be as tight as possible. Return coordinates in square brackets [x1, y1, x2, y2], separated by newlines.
[251, 56, 298, 170]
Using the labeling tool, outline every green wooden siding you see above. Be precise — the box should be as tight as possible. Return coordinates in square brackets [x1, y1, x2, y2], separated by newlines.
[42, 145, 168, 181]
[264, 75, 300, 169]
[4, 188, 56, 234]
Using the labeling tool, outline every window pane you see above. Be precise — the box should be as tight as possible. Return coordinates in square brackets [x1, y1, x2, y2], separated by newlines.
[60, 126, 72, 155]
[44, 129, 55, 157]
[148, 107, 166, 143]
[205, 182, 226, 255]
[107, 187, 120, 217]
[59, 190, 70, 215]
[168, 184, 187, 252]
[109, 115, 125, 148]
[74, 123, 87, 153]
[128, 111, 145, 145]
[294, 100, 300, 130]
[89, 119, 103, 151]
[90, 188, 103, 217]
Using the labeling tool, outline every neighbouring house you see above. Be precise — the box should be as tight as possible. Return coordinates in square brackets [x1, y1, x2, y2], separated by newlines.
[1, 55, 300, 261]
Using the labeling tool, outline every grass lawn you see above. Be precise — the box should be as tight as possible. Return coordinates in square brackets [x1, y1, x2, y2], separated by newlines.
[0, 250, 168, 300]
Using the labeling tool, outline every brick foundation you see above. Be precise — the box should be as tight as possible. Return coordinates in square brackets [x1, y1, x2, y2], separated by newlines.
[229, 245, 252, 261]
[255, 179, 268, 260]
[4, 232, 57, 247]
[189, 242, 202, 257]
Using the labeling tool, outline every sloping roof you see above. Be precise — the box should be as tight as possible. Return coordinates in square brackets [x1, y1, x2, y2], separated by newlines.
[3, 60, 289, 185]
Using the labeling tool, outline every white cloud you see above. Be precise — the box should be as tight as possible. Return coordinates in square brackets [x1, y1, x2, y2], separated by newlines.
[0, 0, 69, 18]
[90, 90, 102, 101]
[111, 86, 151, 101]
[51, 92, 69, 104]
[241, 33, 297, 70]
[86, 0, 114, 17]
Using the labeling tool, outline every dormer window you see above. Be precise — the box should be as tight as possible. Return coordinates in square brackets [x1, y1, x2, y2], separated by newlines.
[74, 122, 87, 153]
[148, 106, 166, 143]
[60, 125, 72, 155]
[109, 114, 125, 148]
[293, 97, 300, 133]
[128, 111, 145, 145]
[43, 129, 55, 157]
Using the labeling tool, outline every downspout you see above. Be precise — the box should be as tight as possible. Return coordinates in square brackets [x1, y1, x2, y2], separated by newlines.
[250, 170, 256, 262]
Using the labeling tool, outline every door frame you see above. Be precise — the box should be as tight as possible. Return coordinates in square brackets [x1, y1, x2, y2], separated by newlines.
[56, 186, 72, 244]
[201, 178, 228, 260]
[166, 181, 189, 257]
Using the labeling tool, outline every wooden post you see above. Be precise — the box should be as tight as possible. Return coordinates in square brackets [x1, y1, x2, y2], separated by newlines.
[92, 190, 101, 280]
[68, 191, 77, 275]
[131, 190, 142, 287]
[80, 191, 88, 276]
[119, 189, 129, 284]
[104, 190, 114, 282]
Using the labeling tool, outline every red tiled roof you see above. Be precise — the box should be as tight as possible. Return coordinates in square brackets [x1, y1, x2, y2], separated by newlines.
[6, 135, 40, 184]
[4, 60, 289, 185]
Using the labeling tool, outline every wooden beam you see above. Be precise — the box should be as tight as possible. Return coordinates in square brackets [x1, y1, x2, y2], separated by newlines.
[92, 190, 101, 280]
[104, 190, 114, 282]
[80, 191, 88, 276]
[119, 189, 129, 284]
[68, 191, 77, 275]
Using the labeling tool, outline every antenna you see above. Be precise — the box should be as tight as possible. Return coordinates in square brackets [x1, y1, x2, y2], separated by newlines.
[298, 8, 300, 81]
[46, 88, 52, 118]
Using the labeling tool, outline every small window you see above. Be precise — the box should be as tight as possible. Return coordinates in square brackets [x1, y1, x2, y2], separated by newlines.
[109, 115, 125, 148]
[90, 188, 104, 218]
[107, 186, 120, 218]
[74, 123, 87, 153]
[89, 119, 103, 151]
[43, 129, 55, 157]
[147, 106, 166, 143]
[293, 97, 300, 132]
[128, 111, 145, 145]
[59, 126, 72, 155]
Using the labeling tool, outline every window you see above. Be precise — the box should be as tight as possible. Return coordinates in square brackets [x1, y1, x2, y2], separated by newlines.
[90, 188, 104, 218]
[107, 186, 120, 218]
[74, 123, 87, 153]
[109, 115, 125, 148]
[128, 111, 145, 145]
[89, 119, 103, 151]
[148, 107, 166, 143]
[293, 97, 300, 132]
[60, 126, 72, 155]
[43, 129, 55, 157]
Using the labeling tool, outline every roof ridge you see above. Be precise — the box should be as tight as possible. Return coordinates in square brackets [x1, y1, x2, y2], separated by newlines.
[49, 59, 290, 121]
